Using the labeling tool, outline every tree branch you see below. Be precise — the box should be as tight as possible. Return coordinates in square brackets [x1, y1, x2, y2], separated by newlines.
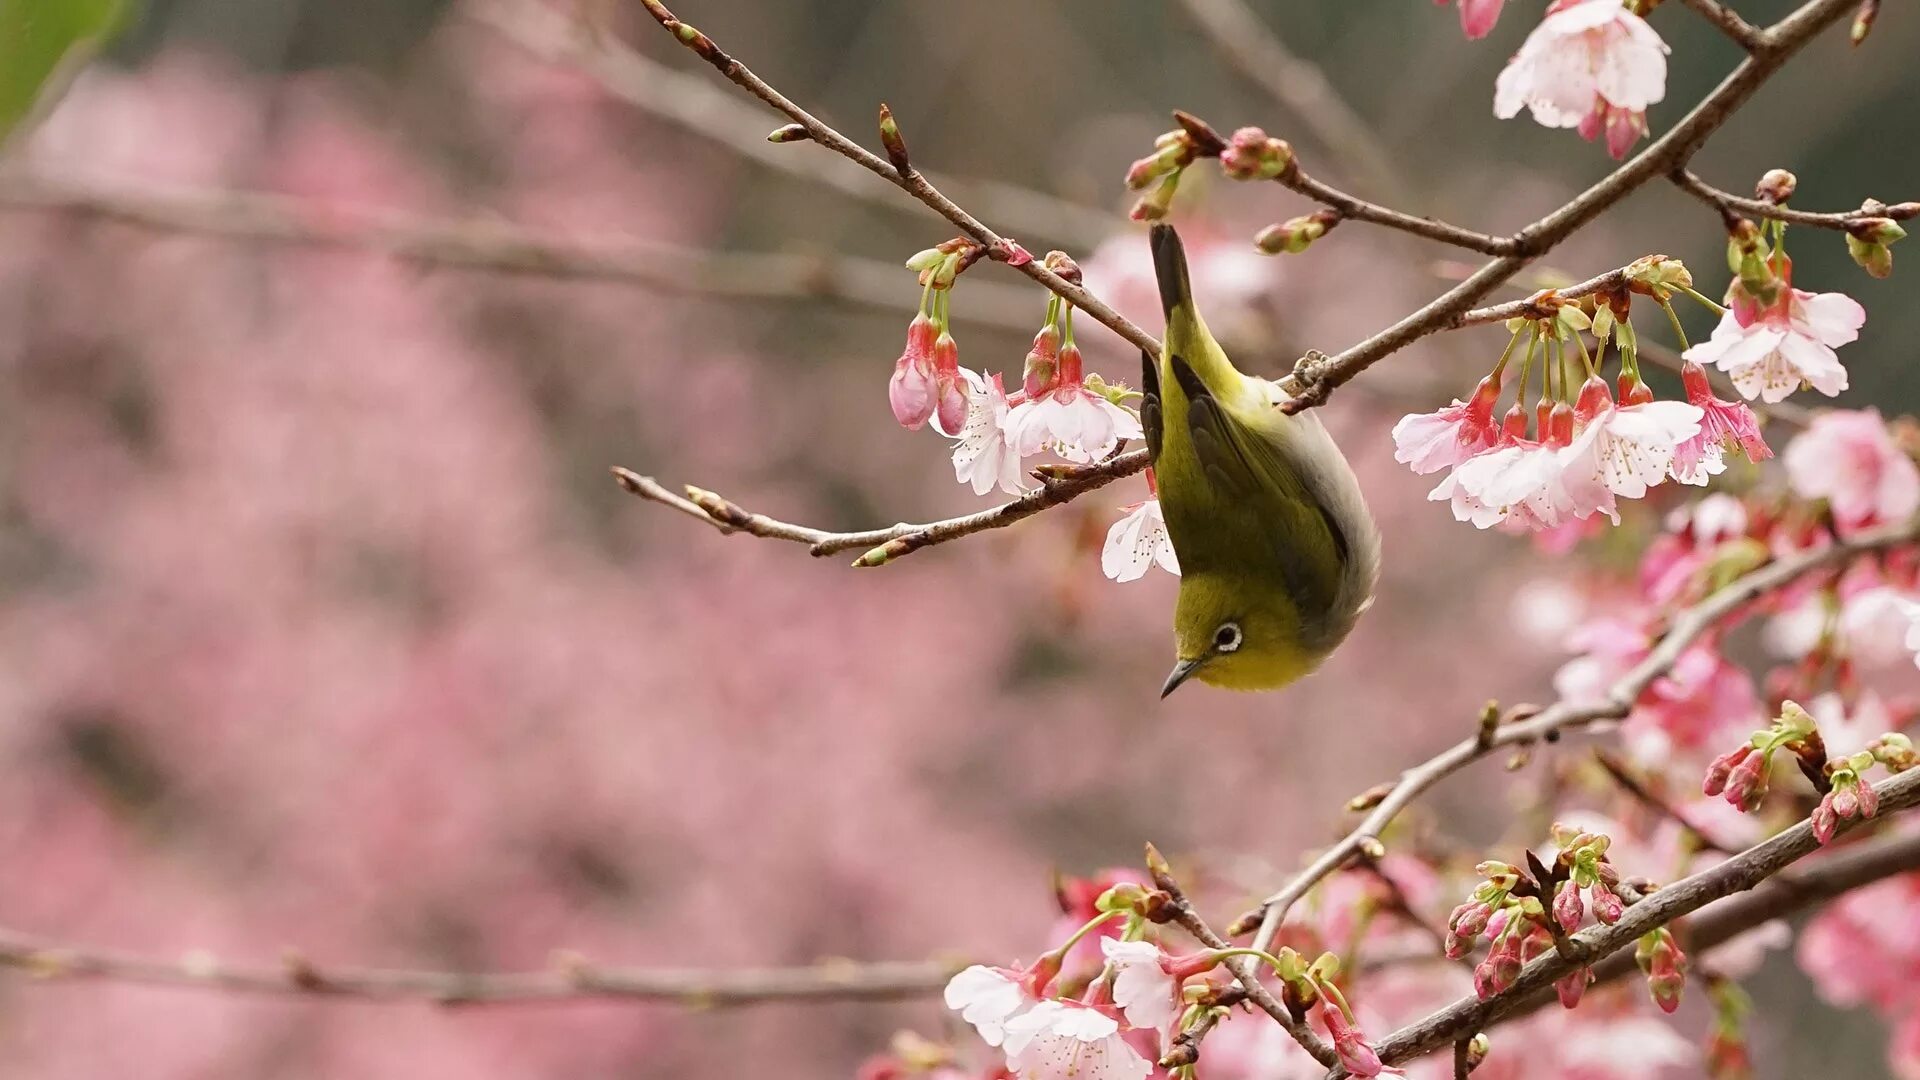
[1274, 155, 1519, 257]
[1675, 0, 1767, 51]
[613, 450, 1150, 566]
[1280, 0, 1860, 412]
[1671, 168, 1919, 230]
[0, 930, 961, 1007]
[1237, 515, 1920, 957]
[1358, 766, 1920, 1074]
[0, 173, 1042, 332]
[467, 0, 1120, 249]
[1170, 0, 1405, 202]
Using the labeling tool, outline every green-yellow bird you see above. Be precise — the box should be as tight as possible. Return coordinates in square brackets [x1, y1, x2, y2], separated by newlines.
[1145, 223, 1380, 696]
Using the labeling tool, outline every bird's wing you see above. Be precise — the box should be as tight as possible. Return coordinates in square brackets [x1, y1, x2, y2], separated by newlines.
[1140, 349, 1163, 465]
[1166, 354, 1350, 609]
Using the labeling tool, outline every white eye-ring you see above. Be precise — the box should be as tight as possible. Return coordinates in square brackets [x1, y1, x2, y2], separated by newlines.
[1214, 622, 1243, 653]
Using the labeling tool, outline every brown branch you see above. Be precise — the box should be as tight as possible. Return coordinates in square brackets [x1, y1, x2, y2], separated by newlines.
[0, 173, 1041, 333]
[1275, 157, 1519, 257]
[1280, 0, 1862, 412]
[605, 0, 1160, 361]
[1593, 748, 1742, 855]
[1171, 0, 1404, 202]
[1148, 847, 1339, 1069]
[0, 930, 961, 1007]
[1236, 514, 1920, 958]
[1675, 0, 1767, 50]
[467, 0, 1120, 249]
[1359, 766, 1920, 1074]
[613, 450, 1150, 565]
[1671, 168, 1919, 230]
[1453, 268, 1630, 326]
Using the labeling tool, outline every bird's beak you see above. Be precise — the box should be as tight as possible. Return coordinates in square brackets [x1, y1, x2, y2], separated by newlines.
[1161, 658, 1203, 699]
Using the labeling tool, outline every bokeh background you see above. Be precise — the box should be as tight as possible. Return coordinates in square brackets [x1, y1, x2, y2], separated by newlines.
[0, 0, 1914, 1076]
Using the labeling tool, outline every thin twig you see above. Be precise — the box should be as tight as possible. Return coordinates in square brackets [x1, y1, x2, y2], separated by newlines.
[1671, 168, 1918, 230]
[1276, 157, 1518, 257]
[1358, 767, 1920, 1074]
[1593, 748, 1741, 855]
[1237, 515, 1920, 957]
[0, 173, 1040, 332]
[0, 931, 962, 1007]
[467, 0, 1120, 248]
[613, 450, 1151, 565]
[1675, 0, 1768, 50]
[1171, 0, 1404, 202]
[1454, 268, 1629, 326]
[1147, 848, 1338, 1069]
[612, 0, 1161, 360]
[1281, 0, 1862, 411]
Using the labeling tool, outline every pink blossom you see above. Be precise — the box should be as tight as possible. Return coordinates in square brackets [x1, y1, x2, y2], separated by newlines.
[1800, 875, 1920, 1012]
[1560, 375, 1702, 505]
[1102, 497, 1178, 582]
[1392, 374, 1503, 475]
[1004, 345, 1143, 463]
[944, 965, 1040, 1047]
[1001, 1001, 1151, 1080]
[1674, 360, 1770, 475]
[1684, 287, 1865, 403]
[1785, 409, 1920, 538]
[1494, 0, 1668, 149]
[1442, 0, 1507, 39]
[951, 370, 1026, 496]
[1101, 939, 1181, 1036]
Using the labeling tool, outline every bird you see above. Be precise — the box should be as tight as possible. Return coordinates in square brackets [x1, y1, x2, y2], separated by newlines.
[1143, 223, 1380, 697]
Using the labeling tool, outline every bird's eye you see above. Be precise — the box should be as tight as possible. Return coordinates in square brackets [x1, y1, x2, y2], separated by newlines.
[1214, 622, 1243, 653]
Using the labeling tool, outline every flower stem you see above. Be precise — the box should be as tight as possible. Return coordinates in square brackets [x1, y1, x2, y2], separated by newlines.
[1572, 325, 1597, 379]
[1490, 327, 1524, 380]
[1658, 298, 1692, 352]
[1047, 910, 1124, 961]
[1680, 286, 1726, 316]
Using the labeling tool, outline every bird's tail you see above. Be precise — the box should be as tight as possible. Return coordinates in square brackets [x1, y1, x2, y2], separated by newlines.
[1149, 223, 1192, 321]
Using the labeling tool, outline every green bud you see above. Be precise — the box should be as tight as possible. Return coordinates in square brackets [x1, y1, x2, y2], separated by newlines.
[904, 247, 946, 273]
[1778, 701, 1817, 738]
[1624, 254, 1693, 298]
[1096, 882, 1150, 913]
[1272, 946, 1307, 982]
[1847, 231, 1897, 279]
[1130, 171, 1182, 222]
[766, 123, 810, 144]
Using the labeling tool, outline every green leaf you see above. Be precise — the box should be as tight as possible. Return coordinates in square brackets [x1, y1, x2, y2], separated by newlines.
[0, 0, 128, 149]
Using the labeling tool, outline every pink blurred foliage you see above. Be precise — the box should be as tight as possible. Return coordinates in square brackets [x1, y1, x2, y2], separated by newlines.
[0, 10, 1781, 1080]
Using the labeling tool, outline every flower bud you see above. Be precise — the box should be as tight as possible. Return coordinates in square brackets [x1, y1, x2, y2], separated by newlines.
[1555, 966, 1591, 1010]
[1591, 882, 1625, 925]
[1703, 744, 1753, 796]
[1724, 749, 1770, 812]
[1857, 775, 1880, 818]
[1023, 323, 1062, 399]
[1845, 219, 1904, 279]
[1553, 882, 1584, 933]
[930, 331, 966, 437]
[1852, 0, 1879, 45]
[1755, 169, 1797, 204]
[1475, 861, 1521, 889]
[1617, 368, 1654, 406]
[888, 313, 939, 430]
[1130, 171, 1181, 222]
[766, 122, 810, 144]
[1220, 127, 1294, 180]
[1255, 211, 1340, 255]
[1870, 732, 1916, 772]
[1812, 794, 1841, 845]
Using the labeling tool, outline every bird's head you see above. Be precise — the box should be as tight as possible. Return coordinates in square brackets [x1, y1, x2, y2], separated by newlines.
[1164, 576, 1318, 696]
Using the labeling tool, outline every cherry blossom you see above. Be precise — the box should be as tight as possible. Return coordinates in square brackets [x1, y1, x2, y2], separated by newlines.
[944, 965, 1039, 1047]
[1000, 1001, 1151, 1080]
[1320, 1002, 1402, 1078]
[1684, 285, 1865, 404]
[1392, 373, 1503, 474]
[952, 370, 1027, 497]
[1561, 375, 1703, 504]
[1493, 0, 1668, 157]
[1442, 0, 1507, 39]
[1004, 344, 1143, 464]
[1784, 409, 1920, 538]
[1673, 360, 1770, 481]
[1102, 497, 1179, 582]
[1100, 939, 1181, 1036]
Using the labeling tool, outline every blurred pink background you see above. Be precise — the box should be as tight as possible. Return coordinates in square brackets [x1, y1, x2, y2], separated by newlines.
[0, 0, 1914, 1076]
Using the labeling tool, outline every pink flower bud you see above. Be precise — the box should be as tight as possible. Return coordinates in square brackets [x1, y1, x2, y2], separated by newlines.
[1725, 750, 1770, 812]
[1857, 775, 1880, 818]
[1812, 796, 1839, 845]
[1832, 784, 1859, 820]
[1449, 901, 1494, 942]
[1555, 966, 1590, 1010]
[1023, 324, 1061, 399]
[1573, 374, 1614, 422]
[1617, 369, 1654, 406]
[1590, 882, 1625, 925]
[888, 313, 939, 429]
[1703, 744, 1753, 797]
[929, 331, 966, 437]
[1455, 0, 1505, 39]
[1553, 882, 1584, 933]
